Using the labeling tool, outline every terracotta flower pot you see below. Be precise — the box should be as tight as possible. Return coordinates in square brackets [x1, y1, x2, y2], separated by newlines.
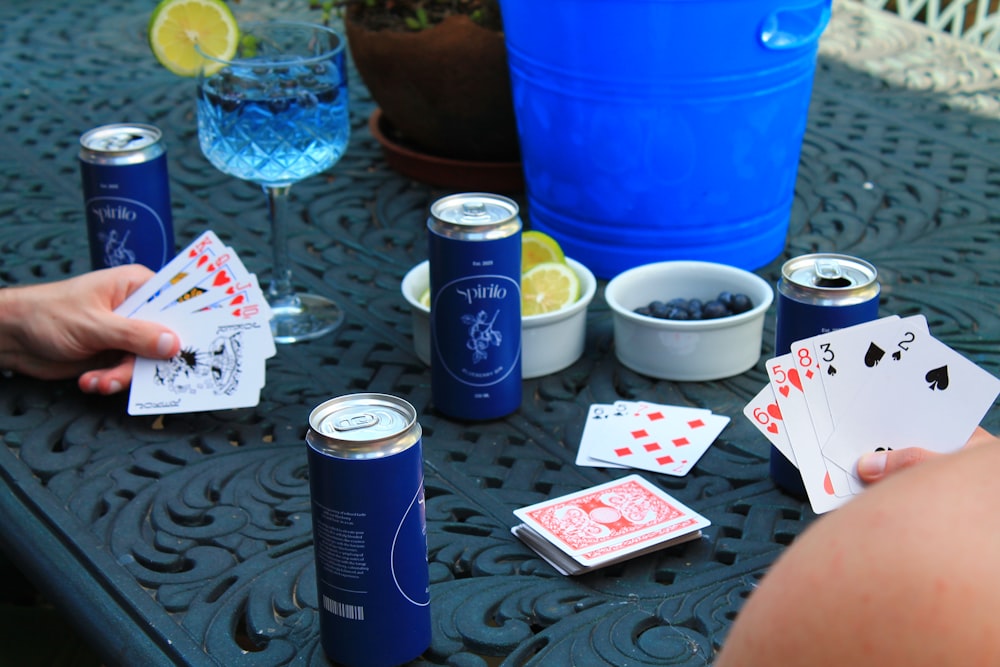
[345, 14, 520, 163]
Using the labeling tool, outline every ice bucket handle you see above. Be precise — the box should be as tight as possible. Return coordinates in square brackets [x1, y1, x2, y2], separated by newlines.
[759, 0, 832, 50]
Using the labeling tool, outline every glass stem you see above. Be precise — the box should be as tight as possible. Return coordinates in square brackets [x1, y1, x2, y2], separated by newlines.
[264, 184, 296, 304]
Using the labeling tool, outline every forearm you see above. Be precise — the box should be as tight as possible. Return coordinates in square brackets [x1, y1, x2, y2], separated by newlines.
[716, 441, 1000, 666]
[0, 284, 36, 374]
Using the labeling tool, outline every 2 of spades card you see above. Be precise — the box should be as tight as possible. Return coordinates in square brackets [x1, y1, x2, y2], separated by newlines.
[822, 329, 1000, 477]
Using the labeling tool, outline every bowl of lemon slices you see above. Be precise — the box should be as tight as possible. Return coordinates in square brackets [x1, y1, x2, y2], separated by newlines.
[402, 231, 597, 378]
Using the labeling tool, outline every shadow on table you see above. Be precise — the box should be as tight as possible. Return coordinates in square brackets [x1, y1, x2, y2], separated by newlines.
[0, 553, 100, 667]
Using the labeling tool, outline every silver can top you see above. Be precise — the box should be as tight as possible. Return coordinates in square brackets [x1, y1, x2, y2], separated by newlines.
[307, 393, 420, 458]
[782, 253, 878, 293]
[428, 192, 521, 240]
[80, 123, 163, 155]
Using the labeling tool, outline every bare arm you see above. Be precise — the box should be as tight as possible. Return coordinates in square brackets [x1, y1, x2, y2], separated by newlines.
[716, 439, 1000, 666]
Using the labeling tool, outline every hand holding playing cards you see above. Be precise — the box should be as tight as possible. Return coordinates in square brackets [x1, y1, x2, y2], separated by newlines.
[856, 426, 1000, 483]
[745, 314, 1000, 513]
[0, 266, 180, 394]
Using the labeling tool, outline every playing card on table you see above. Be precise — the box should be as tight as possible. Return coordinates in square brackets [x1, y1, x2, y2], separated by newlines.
[576, 400, 723, 476]
[575, 402, 635, 468]
[511, 474, 711, 575]
[122, 231, 275, 415]
[589, 411, 730, 477]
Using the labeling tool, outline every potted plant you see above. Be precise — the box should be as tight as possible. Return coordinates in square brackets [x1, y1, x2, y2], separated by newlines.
[320, 0, 521, 189]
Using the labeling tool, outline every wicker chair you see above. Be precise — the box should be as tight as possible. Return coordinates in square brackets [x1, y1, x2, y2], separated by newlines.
[855, 0, 1000, 48]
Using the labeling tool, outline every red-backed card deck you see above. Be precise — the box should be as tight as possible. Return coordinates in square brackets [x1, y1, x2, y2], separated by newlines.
[116, 231, 276, 415]
[576, 400, 729, 476]
[744, 314, 1000, 514]
[511, 474, 710, 575]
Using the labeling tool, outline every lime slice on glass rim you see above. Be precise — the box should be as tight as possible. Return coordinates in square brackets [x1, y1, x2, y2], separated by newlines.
[148, 0, 240, 77]
[521, 230, 566, 273]
[521, 261, 580, 316]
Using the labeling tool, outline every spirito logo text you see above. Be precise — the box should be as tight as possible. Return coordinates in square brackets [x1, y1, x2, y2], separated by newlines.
[455, 282, 508, 304]
[91, 203, 137, 224]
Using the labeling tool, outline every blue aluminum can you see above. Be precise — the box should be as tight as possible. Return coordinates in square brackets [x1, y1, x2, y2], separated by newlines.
[306, 393, 431, 667]
[79, 123, 175, 271]
[771, 253, 880, 496]
[428, 193, 522, 420]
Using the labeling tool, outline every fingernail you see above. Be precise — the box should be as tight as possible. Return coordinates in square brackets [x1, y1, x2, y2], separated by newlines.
[156, 332, 176, 357]
[108, 380, 123, 394]
[84, 377, 99, 393]
[857, 451, 887, 478]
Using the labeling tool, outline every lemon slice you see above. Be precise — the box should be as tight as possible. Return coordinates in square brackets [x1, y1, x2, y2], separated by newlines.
[419, 287, 431, 308]
[522, 230, 565, 273]
[521, 261, 580, 316]
[148, 0, 239, 77]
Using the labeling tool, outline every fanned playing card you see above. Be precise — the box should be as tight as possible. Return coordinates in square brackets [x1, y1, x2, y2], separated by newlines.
[119, 231, 275, 415]
[511, 474, 710, 575]
[823, 332, 1000, 474]
[743, 384, 795, 466]
[766, 352, 853, 513]
[744, 315, 1000, 514]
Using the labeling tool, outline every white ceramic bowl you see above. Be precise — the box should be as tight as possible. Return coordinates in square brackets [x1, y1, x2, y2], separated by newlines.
[604, 261, 774, 381]
[401, 258, 597, 379]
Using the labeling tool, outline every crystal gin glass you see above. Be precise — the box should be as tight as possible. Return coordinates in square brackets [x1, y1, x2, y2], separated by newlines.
[197, 21, 350, 343]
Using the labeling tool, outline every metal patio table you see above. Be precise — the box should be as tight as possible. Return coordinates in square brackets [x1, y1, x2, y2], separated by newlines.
[2, 1, 999, 665]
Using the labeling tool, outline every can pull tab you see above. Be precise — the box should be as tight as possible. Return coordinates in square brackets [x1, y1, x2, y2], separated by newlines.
[102, 132, 150, 151]
[333, 412, 379, 431]
[459, 201, 490, 223]
[813, 259, 852, 288]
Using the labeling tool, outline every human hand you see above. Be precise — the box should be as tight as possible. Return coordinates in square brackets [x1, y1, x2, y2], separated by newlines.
[0, 265, 180, 394]
[856, 426, 1000, 483]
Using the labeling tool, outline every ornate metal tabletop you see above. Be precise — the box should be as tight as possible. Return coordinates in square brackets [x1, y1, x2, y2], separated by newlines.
[2, 1, 999, 665]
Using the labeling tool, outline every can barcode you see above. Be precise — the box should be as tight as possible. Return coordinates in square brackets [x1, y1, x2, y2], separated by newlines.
[323, 595, 365, 621]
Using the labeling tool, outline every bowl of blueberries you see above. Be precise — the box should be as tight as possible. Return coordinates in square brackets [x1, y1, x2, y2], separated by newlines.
[604, 260, 774, 381]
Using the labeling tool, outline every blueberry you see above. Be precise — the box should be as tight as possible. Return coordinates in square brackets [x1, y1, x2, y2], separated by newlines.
[634, 305, 652, 317]
[667, 297, 688, 310]
[666, 307, 690, 320]
[702, 300, 729, 319]
[649, 300, 670, 318]
[716, 291, 734, 308]
[687, 298, 703, 314]
[730, 293, 753, 314]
